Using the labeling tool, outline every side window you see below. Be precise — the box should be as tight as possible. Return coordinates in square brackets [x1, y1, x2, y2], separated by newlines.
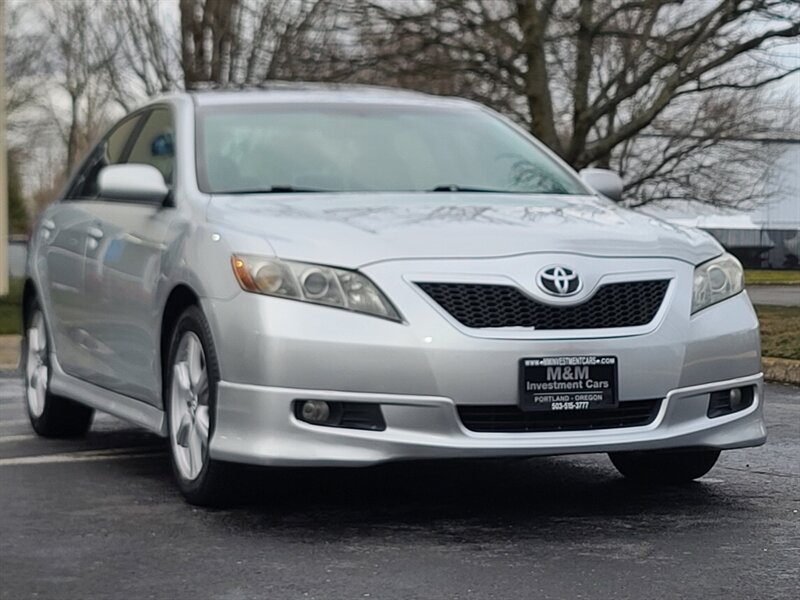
[125, 108, 175, 185]
[107, 115, 142, 163]
[66, 114, 142, 200]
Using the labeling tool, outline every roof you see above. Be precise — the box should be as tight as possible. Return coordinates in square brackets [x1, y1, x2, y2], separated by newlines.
[186, 82, 478, 109]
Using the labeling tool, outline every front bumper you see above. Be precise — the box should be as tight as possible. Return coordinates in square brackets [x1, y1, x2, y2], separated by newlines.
[209, 373, 766, 466]
[202, 255, 765, 466]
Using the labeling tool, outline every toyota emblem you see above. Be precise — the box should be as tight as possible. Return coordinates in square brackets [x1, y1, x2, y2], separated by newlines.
[537, 265, 581, 296]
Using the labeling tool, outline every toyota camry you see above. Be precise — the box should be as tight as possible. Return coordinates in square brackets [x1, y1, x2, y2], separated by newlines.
[24, 85, 766, 505]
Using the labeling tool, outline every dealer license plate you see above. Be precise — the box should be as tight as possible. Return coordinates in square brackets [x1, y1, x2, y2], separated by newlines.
[519, 356, 618, 411]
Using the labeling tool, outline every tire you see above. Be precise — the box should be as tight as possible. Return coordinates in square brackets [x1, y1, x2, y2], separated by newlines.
[23, 299, 93, 437]
[609, 449, 721, 483]
[165, 305, 233, 506]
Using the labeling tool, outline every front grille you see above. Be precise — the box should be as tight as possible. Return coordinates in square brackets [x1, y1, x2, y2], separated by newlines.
[458, 399, 662, 433]
[417, 280, 669, 329]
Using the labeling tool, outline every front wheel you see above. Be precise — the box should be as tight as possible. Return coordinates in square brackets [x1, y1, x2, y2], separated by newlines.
[609, 449, 721, 483]
[24, 301, 93, 437]
[165, 306, 233, 506]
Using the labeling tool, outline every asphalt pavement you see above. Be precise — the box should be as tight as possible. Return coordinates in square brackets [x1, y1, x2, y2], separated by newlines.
[0, 374, 798, 600]
[747, 285, 799, 306]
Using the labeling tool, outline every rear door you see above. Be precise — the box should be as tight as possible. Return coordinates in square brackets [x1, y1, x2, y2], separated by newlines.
[34, 203, 94, 377]
[80, 107, 177, 405]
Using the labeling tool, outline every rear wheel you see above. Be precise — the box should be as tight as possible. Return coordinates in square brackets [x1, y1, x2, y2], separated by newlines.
[165, 306, 232, 506]
[609, 449, 721, 483]
[24, 301, 93, 437]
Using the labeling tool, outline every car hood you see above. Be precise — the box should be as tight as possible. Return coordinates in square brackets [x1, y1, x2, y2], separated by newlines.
[207, 193, 721, 267]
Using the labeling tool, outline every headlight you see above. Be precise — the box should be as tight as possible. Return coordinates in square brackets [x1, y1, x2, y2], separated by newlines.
[692, 252, 744, 313]
[231, 255, 402, 321]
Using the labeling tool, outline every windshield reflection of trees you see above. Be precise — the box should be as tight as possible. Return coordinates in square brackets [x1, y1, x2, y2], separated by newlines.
[508, 158, 571, 195]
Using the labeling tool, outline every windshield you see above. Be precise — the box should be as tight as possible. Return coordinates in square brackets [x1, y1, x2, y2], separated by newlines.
[196, 103, 588, 195]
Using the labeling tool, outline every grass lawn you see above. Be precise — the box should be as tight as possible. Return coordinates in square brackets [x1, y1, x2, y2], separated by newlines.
[0, 278, 23, 335]
[745, 270, 800, 285]
[755, 305, 800, 361]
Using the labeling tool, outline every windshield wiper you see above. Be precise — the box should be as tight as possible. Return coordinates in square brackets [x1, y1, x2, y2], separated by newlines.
[223, 184, 530, 194]
[429, 184, 522, 193]
[221, 185, 332, 194]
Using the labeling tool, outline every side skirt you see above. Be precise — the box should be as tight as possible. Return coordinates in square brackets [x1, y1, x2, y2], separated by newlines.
[48, 354, 167, 437]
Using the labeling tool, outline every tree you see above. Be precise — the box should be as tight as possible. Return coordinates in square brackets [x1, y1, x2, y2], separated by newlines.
[6, 151, 29, 235]
[33, 0, 120, 173]
[98, 0, 354, 102]
[355, 0, 800, 204]
[115, 0, 351, 90]
[103, 0, 183, 109]
[3, 0, 47, 141]
[7, 0, 798, 211]
[4, 0, 357, 211]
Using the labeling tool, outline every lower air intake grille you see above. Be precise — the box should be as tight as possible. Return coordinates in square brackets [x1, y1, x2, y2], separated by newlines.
[417, 280, 669, 329]
[457, 399, 662, 433]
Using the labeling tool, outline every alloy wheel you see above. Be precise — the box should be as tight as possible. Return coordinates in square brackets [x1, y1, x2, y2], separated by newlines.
[169, 331, 211, 481]
[26, 311, 49, 418]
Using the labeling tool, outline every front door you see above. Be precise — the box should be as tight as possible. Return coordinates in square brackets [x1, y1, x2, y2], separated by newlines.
[80, 108, 177, 405]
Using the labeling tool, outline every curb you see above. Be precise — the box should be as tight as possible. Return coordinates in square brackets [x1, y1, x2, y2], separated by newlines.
[762, 357, 800, 386]
[0, 335, 21, 372]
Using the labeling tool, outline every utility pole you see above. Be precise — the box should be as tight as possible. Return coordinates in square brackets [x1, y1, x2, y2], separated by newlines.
[0, 0, 8, 296]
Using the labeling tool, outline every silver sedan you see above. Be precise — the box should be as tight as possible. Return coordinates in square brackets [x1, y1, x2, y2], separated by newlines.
[24, 86, 765, 505]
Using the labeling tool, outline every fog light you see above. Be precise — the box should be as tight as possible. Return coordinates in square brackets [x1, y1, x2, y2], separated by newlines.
[301, 400, 330, 424]
[728, 388, 743, 409]
[708, 386, 754, 418]
[294, 400, 385, 430]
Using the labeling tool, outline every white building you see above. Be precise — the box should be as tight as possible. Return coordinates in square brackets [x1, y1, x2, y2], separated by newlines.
[639, 143, 800, 269]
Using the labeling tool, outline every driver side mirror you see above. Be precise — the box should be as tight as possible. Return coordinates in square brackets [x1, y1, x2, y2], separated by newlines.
[579, 168, 624, 203]
[98, 164, 169, 205]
